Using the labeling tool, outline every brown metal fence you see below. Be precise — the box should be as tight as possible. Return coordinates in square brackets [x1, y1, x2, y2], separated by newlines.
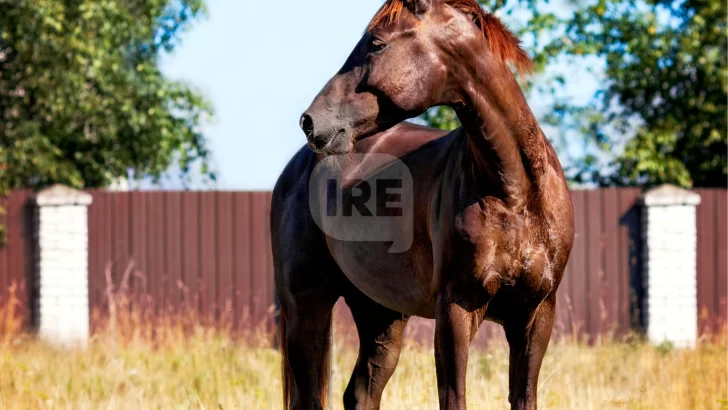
[86, 190, 275, 332]
[0, 190, 34, 328]
[554, 188, 643, 339]
[695, 189, 728, 334]
[0, 188, 725, 338]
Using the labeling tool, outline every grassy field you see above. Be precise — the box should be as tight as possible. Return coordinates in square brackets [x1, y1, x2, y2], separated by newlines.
[0, 323, 725, 410]
[0, 286, 725, 410]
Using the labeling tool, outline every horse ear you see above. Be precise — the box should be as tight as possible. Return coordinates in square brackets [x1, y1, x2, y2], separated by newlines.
[449, 0, 486, 31]
[407, 0, 431, 15]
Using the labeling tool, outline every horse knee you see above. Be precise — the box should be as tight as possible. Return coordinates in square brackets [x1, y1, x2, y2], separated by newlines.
[343, 385, 362, 410]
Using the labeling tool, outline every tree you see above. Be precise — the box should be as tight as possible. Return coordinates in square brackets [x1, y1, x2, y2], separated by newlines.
[0, 0, 213, 240]
[424, 0, 727, 188]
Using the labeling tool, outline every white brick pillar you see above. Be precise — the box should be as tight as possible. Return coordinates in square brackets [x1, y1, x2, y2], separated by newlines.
[640, 184, 700, 348]
[32, 185, 92, 346]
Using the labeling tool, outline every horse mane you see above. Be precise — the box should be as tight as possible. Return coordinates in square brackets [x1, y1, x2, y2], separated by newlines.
[368, 0, 533, 77]
[369, 0, 406, 29]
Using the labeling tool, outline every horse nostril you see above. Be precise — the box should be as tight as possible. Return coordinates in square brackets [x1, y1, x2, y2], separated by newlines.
[300, 113, 314, 138]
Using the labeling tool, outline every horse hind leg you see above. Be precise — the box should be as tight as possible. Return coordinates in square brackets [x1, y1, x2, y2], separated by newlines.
[279, 276, 340, 410]
[504, 293, 556, 410]
[343, 289, 409, 410]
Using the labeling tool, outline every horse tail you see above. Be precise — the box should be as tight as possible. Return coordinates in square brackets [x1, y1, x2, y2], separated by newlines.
[321, 315, 333, 410]
[279, 306, 334, 410]
[279, 306, 293, 410]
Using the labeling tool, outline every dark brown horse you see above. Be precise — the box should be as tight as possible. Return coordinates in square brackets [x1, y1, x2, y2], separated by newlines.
[271, 1, 574, 409]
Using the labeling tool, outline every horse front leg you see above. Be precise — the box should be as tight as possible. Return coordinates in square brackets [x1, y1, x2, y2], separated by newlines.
[434, 286, 486, 410]
[504, 293, 556, 410]
[343, 288, 409, 410]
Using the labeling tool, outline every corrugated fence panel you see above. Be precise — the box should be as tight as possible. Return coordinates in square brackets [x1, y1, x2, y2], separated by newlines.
[601, 189, 621, 334]
[617, 188, 643, 335]
[130, 192, 148, 297]
[87, 190, 107, 326]
[252, 192, 275, 329]
[216, 192, 235, 323]
[146, 192, 166, 313]
[236, 192, 254, 328]
[181, 192, 200, 311]
[164, 192, 184, 309]
[0, 190, 34, 329]
[553, 188, 641, 341]
[712, 190, 728, 332]
[585, 190, 604, 339]
[695, 189, 727, 335]
[568, 190, 588, 338]
[200, 192, 217, 320]
[86, 190, 276, 333]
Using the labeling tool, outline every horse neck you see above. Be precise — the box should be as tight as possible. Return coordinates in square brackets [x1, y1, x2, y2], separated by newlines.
[452, 57, 547, 211]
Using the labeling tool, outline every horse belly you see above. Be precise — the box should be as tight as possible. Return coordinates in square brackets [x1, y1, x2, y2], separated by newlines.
[327, 239, 436, 318]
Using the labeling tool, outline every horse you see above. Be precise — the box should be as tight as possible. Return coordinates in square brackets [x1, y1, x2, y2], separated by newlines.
[271, 0, 574, 409]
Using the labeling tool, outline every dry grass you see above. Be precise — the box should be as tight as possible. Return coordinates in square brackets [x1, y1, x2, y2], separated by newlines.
[0, 331, 725, 410]
[0, 288, 725, 410]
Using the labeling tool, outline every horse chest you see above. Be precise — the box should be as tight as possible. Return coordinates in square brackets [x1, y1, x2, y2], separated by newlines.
[448, 202, 555, 297]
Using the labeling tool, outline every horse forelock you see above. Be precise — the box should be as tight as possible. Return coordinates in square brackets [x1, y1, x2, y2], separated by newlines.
[368, 0, 406, 31]
[367, 0, 533, 77]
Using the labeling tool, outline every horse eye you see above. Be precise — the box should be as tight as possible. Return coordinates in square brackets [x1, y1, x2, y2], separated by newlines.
[369, 38, 387, 53]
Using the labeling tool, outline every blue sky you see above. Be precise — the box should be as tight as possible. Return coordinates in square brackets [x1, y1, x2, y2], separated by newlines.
[160, 0, 600, 190]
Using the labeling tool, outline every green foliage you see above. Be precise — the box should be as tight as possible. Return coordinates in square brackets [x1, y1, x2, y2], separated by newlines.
[0, 0, 213, 241]
[421, 107, 461, 132]
[424, 0, 727, 188]
[656, 340, 675, 355]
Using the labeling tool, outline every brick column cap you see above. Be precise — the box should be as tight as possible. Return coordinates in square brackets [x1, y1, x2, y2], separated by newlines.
[32, 184, 92, 207]
[639, 184, 701, 207]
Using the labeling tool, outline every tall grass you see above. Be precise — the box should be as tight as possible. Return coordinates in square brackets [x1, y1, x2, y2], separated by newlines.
[0, 284, 725, 410]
